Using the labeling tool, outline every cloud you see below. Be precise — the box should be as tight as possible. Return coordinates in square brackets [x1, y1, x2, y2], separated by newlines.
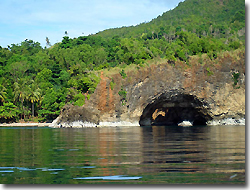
[0, 0, 183, 47]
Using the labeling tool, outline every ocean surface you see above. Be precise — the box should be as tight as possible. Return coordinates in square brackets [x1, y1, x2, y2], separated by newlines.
[0, 125, 245, 184]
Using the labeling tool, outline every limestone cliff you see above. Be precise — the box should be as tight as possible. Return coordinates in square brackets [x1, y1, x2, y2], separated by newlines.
[51, 50, 245, 127]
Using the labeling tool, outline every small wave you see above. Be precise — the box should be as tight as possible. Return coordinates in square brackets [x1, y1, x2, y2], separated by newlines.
[0, 167, 36, 172]
[41, 168, 65, 171]
[70, 166, 96, 169]
[98, 121, 139, 127]
[16, 167, 36, 171]
[0, 170, 14, 173]
[207, 118, 245, 125]
[0, 167, 15, 169]
[74, 175, 142, 180]
[51, 120, 140, 128]
[52, 121, 97, 128]
[68, 149, 79, 151]
[50, 172, 58, 175]
[77, 166, 96, 169]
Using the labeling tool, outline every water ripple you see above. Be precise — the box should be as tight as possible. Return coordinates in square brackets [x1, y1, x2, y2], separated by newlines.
[0, 170, 14, 173]
[74, 175, 142, 180]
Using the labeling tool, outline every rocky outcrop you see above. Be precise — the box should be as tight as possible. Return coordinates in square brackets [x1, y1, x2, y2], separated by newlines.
[50, 104, 100, 128]
[178, 121, 193, 127]
[51, 50, 245, 127]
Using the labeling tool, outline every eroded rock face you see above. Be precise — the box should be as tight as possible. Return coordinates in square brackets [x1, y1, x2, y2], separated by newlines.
[139, 92, 212, 126]
[52, 51, 245, 127]
[51, 104, 100, 128]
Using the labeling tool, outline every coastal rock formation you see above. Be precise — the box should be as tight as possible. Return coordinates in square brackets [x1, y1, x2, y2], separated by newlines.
[178, 121, 193, 127]
[51, 50, 245, 127]
[51, 104, 100, 128]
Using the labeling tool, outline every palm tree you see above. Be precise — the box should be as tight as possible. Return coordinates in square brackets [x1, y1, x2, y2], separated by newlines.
[13, 79, 29, 119]
[0, 84, 7, 105]
[27, 82, 42, 117]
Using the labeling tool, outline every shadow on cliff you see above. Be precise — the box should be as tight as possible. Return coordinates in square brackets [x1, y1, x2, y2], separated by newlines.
[139, 92, 212, 126]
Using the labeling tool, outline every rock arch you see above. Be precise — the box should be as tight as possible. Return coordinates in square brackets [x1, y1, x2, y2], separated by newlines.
[139, 91, 212, 126]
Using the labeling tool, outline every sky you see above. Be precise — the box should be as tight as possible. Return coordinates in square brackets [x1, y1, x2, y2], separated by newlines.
[0, 0, 185, 48]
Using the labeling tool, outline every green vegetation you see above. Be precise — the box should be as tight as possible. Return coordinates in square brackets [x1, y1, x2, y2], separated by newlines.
[232, 71, 240, 88]
[110, 78, 115, 90]
[119, 69, 127, 79]
[0, 0, 245, 122]
[206, 67, 214, 76]
[118, 87, 127, 106]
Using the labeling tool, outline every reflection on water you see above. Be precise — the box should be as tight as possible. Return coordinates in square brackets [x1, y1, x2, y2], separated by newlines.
[141, 126, 245, 174]
[0, 125, 245, 184]
[74, 175, 142, 180]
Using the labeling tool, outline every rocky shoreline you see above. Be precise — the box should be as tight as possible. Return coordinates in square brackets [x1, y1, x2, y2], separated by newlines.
[48, 118, 245, 128]
[206, 118, 245, 126]
[0, 117, 245, 128]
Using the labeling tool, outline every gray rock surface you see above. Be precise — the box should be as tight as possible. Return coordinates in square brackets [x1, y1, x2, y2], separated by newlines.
[51, 51, 245, 127]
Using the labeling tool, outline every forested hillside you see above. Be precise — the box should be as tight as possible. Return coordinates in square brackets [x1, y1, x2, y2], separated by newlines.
[0, 0, 245, 123]
[97, 0, 245, 40]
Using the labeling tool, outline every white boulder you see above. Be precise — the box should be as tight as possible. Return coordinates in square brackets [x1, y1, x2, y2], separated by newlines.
[178, 121, 193, 127]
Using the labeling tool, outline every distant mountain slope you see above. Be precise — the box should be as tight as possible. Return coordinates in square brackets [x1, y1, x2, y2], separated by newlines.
[96, 0, 245, 39]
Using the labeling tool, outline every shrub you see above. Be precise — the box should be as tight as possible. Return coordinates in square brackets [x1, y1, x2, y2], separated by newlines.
[118, 86, 127, 105]
[232, 71, 240, 88]
[120, 69, 127, 79]
[110, 78, 115, 90]
[0, 102, 20, 122]
[206, 67, 214, 76]
[73, 93, 85, 107]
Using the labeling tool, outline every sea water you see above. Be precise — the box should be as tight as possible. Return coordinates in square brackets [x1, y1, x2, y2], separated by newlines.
[0, 125, 245, 184]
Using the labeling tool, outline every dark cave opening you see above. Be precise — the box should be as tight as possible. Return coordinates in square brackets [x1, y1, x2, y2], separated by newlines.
[139, 93, 211, 126]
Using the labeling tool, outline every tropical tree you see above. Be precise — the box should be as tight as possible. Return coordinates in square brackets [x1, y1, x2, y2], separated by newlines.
[38, 87, 67, 121]
[0, 84, 7, 105]
[0, 102, 20, 122]
[13, 79, 29, 119]
[27, 81, 42, 117]
[46, 37, 51, 47]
